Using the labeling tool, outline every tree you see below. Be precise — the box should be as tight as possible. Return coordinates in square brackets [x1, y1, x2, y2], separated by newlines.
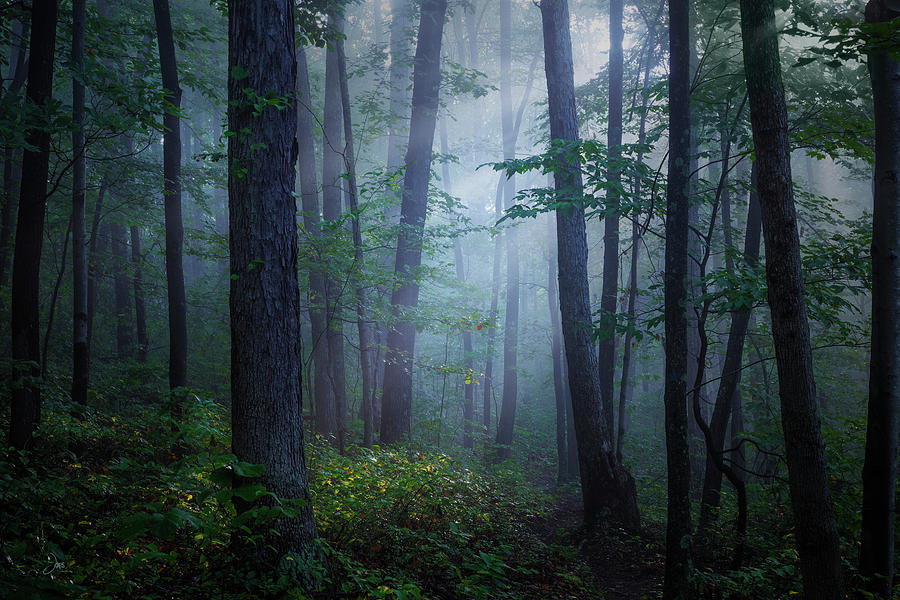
[547, 211, 568, 482]
[9, 0, 58, 450]
[540, 0, 639, 531]
[152, 0, 188, 391]
[131, 225, 148, 363]
[663, 0, 693, 596]
[380, 0, 448, 444]
[72, 0, 89, 407]
[860, 1, 900, 597]
[227, 0, 319, 562]
[740, 0, 843, 597]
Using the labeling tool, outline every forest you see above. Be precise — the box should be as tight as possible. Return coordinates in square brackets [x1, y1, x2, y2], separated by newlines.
[0, 0, 897, 598]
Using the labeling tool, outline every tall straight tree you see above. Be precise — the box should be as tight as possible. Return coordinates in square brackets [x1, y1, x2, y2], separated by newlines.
[740, 1, 843, 597]
[152, 0, 188, 390]
[860, 1, 900, 597]
[322, 18, 349, 452]
[227, 0, 319, 560]
[598, 0, 623, 441]
[72, 0, 89, 407]
[297, 44, 337, 438]
[385, 0, 415, 220]
[495, 0, 519, 460]
[547, 211, 568, 483]
[131, 226, 148, 363]
[663, 0, 693, 596]
[9, 0, 58, 450]
[540, 0, 639, 530]
[380, 0, 448, 444]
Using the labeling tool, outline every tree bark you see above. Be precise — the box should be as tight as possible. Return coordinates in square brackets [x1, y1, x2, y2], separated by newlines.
[153, 0, 188, 390]
[72, 0, 89, 407]
[296, 45, 337, 438]
[380, 0, 448, 444]
[227, 0, 319, 563]
[860, 2, 900, 597]
[322, 22, 349, 453]
[663, 0, 693, 595]
[9, 0, 58, 450]
[740, 1, 843, 596]
[540, 0, 639, 531]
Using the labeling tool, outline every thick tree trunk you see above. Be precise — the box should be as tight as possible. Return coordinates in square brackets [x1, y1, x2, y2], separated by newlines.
[322, 24, 349, 452]
[380, 0, 448, 444]
[110, 221, 133, 359]
[9, 0, 58, 450]
[740, 1, 843, 597]
[860, 3, 900, 597]
[72, 0, 89, 407]
[131, 226, 148, 363]
[599, 0, 623, 443]
[540, 0, 639, 531]
[153, 0, 188, 391]
[699, 164, 761, 530]
[335, 31, 377, 449]
[296, 45, 337, 438]
[663, 0, 693, 596]
[227, 0, 319, 563]
[495, 0, 519, 460]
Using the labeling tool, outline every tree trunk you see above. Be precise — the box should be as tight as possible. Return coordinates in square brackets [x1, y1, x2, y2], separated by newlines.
[540, 0, 639, 531]
[227, 0, 319, 563]
[153, 0, 188, 390]
[87, 182, 108, 363]
[699, 164, 761, 530]
[322, 23, 349, 453]
[131, 226, 148, 363]
[110, 221, 133, 359]
[860, 2, 900, 597]
[495, 0, 519, 460]
[483, 178, 503, 438]
[740, 1, 843, 596]
[9, 0, 58, 450]
[663, 0, 693, 596]
[43, 219, 72, 379]
[336, 30, 377, 449]
[380, 0, 448, 444]
[296, 45, 337, 438]
[598, 0, 623, 443]
[1, 20, 28, 293]
[385, 0, 415, 222]
[548, 211, 568, 483]
[72, 0, 89, 407]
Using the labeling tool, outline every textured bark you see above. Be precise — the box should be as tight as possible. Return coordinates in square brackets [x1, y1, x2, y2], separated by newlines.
[322, 25, 348, 452]
[131, 226, 148, 363]
[227, 0, 319, 562]
[699, 164, 761, 530]
[153, 0, 188, 390]
[380, 0, 447, 444]
[599, 0, 623, 443]
[296, 45, 337, 437]
[740, 1, 843, 596]
[9, 0, 57, 450]
[540, 0, 639, 531]
[72, 0, 89, 407]
[663, 0, 693, 595]
[336, 32, 376, 449]
[548, 212, 568, 483]
[495, 0, 519, 460]
[860, 2, 900, 597]
[110, 221, 133, 359]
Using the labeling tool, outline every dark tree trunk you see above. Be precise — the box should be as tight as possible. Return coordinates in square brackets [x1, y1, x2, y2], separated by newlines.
[0, 19, 27, 293]
[227, 0, 319, 562]
[598, 0, 623, 443]
[548, 211, 568, 483]
[131, 226, 148, 363]
[72, 0, 89, 407]
[860, 3, 900, 597]
[296, 45, 337, 438]
[540, 0, 639, 531]
[699, 164, 761, 530]
[740, 1, 843, 596]
[380, 0, 448, 444]
[495, 0, 519, 460]
[335, 30, 376, 449]
[9, 0, 57, 450]
[153, 0, 188, 390]
[385, 0, 415, 221]
[663, 0, 693, 595]
[322, 23, 348, 452]
[110, 221, 133, 359]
